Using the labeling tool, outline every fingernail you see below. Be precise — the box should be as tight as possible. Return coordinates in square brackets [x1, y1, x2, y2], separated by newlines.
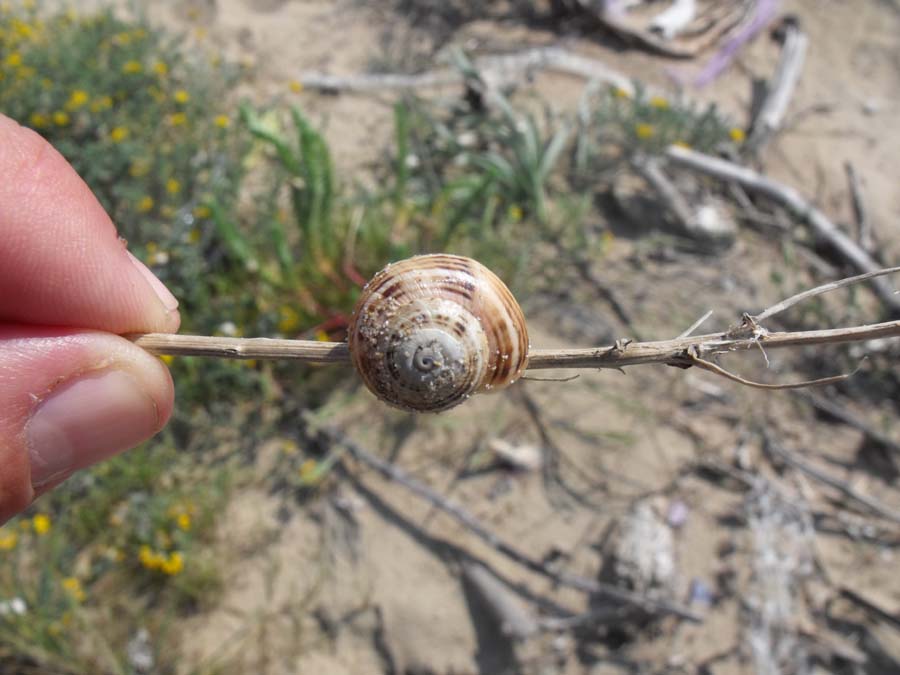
[127, 250, 179, 312]
[26, 370, 160, 488]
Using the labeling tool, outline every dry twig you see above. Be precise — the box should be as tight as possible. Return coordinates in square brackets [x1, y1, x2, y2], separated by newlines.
[763, 435, 900, 524]
[747, 18, 809, 152]
[130, 269, 900, 385]
[665, 146, 900, 314]
[844, 162, 877, 255]
[296, 46, 636, 96]
[797, 390, 900, 457]
[320, 422, 703, 622]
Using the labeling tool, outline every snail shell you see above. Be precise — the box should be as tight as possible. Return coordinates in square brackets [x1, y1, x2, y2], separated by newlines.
[347, 254, 529, 412]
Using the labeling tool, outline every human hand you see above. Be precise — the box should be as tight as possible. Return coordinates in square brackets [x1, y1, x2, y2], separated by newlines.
[0, 114, 180, 524]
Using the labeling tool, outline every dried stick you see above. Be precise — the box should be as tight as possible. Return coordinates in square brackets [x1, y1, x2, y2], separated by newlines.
[844, 162, 877, 255]
[129, 268, 900, 377]
[754, 266, 900, 321]
[764, 436, 900, 524]
[796, 390, 900, 456]
[129, 319, 900, 370]
[461, 561, 540, 640]
[665, 146, 900, 314]
[326, 423, 703, 622]
[747, 19, 809, 152]
[297, 46, 636, 96]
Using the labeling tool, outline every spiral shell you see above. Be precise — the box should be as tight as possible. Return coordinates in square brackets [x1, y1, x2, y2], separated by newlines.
[347, 254, 529, 412]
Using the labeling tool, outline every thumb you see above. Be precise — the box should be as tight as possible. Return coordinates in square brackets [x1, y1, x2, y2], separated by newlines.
[0, 328, 174, 523]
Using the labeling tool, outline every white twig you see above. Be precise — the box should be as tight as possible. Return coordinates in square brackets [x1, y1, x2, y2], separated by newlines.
[665, 146, 900, 314]
[748, 19, 809, 151]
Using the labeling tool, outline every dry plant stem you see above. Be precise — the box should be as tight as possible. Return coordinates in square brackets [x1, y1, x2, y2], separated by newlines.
[748, 19, 809, 152]
[796, 390, 900, 456]
[298, 47, 636, 96]
[754, 265, 900, 321]
[664, 146, 900, 314]
[764, 435, 900, 524]
[129, 319, 900, 370]
[844, 162, 876, 254]
[330, 425, 703, 622]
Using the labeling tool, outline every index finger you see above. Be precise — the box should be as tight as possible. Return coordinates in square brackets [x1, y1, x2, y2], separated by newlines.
[0, 114, 179, 334]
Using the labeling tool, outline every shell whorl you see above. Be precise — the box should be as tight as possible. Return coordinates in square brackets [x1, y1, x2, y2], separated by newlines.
[347, 254, 529, 412]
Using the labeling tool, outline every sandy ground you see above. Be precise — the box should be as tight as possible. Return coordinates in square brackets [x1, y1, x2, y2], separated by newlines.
[95, 1, 900, 673]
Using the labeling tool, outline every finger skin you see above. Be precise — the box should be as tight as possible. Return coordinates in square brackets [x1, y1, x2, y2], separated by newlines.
[0, 113, 179, 333]
[0, 328, 174, 524]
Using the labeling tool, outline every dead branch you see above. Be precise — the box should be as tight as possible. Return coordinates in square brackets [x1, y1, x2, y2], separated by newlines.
[796, 390, 900, 456]
[839, 587, 900, 631]
[318, 422, 703, 622]
[129, 319, 900, 367]
[461, 561, 540, 640]
[844, 162, 877, 255]
[754, 266, 900, 321]
[130, 266, 900, 375]
[632, 155, 700, 236]
[665, 146, 900, 314]
[763, 435, 900, 524]
[747, 18, 809, 152]
[296, 46, 636, 96]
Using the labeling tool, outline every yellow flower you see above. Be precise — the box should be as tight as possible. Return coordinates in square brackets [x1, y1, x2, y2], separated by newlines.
[109, 126, 129, 143]
[213, 114, 229, 128]
[152, 61, 168, 76]
[139, 545, 163, 570]
[159, 354, 174, 366]
[729, 127, 746, 143]
[188, 227, 202, 243]
[0, 530, 17, 550]
[168, 112, 187, 126]
[673, 140, 691, 149]
[122, 60, 142, 74]
[173, 89, 189, 104]
[61, 577, 85, 603]
[129, 159, 150, 177]
[65, 89, 89, 111]
[289, 80, 303, 94]
[635, 123, 655, 140]
[507, 204, 523, 222]
[28, 112, 48, 129]
[192, 205, 211, 219]
[314, 330, 330, 342]
[649, 96, 669, 109]
[278, 306, 301, 333]
[113, 32, 132, 47]
[33, 514, 51, 535]
[299, 459, 319, 483]
[137, 196, 154, 213]
[11, 20, 32, 39]
[52, 111, 70, 127]
[612, 86, 631, 99]
[176, 513, 191, 531]
[166, 178, 181, 195]
[161, 551, 184, 575]
[4, 52, 22, 67]
[89, 95, 113, 113]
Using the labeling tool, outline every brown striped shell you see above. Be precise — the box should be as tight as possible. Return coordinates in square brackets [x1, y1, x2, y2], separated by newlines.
[347, 254, 529, 412]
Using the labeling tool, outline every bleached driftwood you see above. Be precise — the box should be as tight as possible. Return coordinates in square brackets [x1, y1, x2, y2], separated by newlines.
[748, 18, 809, 152]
